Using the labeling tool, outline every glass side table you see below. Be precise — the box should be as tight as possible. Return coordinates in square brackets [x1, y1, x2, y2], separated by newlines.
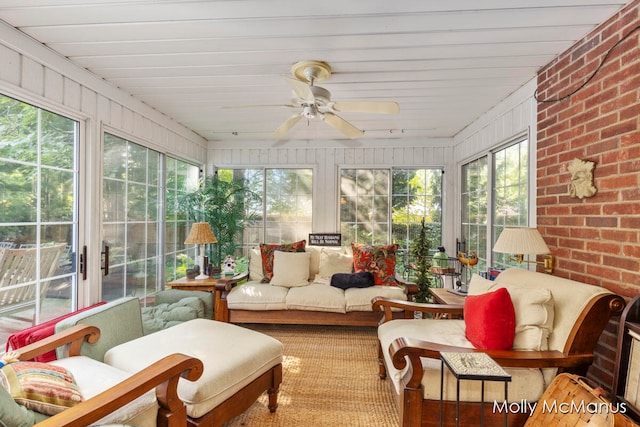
[440, 352, 511, 427]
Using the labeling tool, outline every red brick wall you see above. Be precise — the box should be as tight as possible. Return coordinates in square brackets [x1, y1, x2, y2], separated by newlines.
[536, 0, 640, 390]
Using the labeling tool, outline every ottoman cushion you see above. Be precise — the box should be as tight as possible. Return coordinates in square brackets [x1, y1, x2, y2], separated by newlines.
[104, 319, 283, 419]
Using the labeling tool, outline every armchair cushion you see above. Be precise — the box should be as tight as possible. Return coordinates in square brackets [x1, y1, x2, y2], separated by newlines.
[464, 288, 515, 350]
[468, 274, 555, 351]
[0, 361, 83, 415]
[141, 296, 204, 334]
[52, 356, 157, 427]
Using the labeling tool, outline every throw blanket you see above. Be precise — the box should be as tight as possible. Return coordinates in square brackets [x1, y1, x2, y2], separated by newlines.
[330, 272, 375, 290]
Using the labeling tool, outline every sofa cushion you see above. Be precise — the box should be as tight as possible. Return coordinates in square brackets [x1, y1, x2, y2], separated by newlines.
[307, 246, 346, 279]
[464, 288, 516, 350]
[0, 361, 84, 415]
[285, 283, 346, 313]
[260, 240, 306, 283]
[52, 356, 157, 427]
[317, 248, 353, 278]
[270, 250, 311, 288]
[226, 282, 288, 310]
[248, 247, 264, 282]
[345, 285, 407, 312]
[351, 242, 399, 286]
[330, 272, 374, 290]
[104, 319, 284, 419]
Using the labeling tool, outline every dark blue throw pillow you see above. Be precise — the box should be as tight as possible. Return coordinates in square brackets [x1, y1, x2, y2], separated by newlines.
[330, 272, 375, 290]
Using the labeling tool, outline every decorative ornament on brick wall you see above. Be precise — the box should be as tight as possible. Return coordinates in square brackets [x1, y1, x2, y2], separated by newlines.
[568, 158, 597, 199]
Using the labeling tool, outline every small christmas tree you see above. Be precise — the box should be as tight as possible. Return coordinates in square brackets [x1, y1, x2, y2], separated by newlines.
[410, 218, 436, 303]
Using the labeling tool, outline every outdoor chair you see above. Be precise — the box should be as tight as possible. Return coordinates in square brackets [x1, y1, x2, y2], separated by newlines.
[0, 244, 65, 324]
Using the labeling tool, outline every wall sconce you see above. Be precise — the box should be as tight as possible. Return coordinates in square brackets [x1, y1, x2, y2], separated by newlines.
[493, 227, 554, 274]
[184, 222, 218, 279]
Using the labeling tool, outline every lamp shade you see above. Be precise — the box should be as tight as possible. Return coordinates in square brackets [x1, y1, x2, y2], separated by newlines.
[493, 227, 550, 255]
[184, 222, 218, 245]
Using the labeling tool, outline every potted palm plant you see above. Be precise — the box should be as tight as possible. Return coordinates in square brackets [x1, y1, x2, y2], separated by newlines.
[181, 171, 261, 273]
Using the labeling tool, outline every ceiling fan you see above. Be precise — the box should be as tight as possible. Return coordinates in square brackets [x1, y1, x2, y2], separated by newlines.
[273, 61, 399, 139]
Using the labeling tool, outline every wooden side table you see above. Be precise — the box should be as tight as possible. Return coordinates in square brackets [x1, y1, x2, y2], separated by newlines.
[429, 287, 466, 306]
[166, 276, 220, 319]
[440, 352, 511, 427]
[167, 276, 219, 292]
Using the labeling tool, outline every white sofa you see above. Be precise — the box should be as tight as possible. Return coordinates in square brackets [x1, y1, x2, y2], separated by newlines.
[214, 246, 417, 326]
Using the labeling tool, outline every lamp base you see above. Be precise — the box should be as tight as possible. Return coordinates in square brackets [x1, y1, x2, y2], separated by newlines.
[195, 273, 210, 280]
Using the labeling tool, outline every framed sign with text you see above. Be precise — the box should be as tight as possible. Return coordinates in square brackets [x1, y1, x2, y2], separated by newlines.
[308, 233, 342, 246]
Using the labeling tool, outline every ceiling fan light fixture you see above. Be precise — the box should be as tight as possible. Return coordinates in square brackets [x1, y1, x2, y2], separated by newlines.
[302, 105, 317, 119]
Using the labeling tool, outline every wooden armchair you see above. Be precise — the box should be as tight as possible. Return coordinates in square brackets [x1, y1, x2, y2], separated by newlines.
[4, 324, 203, 427]
[373, 268, 625, 427]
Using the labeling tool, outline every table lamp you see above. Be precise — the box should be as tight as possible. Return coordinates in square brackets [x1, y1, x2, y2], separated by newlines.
[493, 227, 554, 274]
[184, 222, 218, 279]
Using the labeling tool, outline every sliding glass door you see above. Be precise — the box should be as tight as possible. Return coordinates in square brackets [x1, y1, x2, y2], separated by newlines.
[0, 94, 79, 325]
[102, 133, 162, 301]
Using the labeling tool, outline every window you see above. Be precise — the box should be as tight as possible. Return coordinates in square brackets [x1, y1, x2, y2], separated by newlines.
[217, 168, 313, 253]
[0, 94, 79, 323]
[461, 157, 489, 272]
[165, 157, 200, 281]
[459, 137, 529, 272]
[340, 168, 443, 275]
[102, 133, 162, 301]
[340, 169, 390, 245]
[492, 139, 529, 268]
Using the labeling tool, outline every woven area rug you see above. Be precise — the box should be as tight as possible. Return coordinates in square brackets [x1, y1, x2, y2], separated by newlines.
[222, 324, 399, 427]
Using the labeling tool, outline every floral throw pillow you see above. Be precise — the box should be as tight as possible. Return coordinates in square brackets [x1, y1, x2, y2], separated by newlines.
[351, 242, 399, 286]
[259, 240, 307, 283]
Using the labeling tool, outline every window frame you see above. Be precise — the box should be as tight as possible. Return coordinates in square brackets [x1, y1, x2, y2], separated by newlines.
[458, 131, 534, 272]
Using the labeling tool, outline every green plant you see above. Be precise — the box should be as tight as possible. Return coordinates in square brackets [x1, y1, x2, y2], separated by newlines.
[180, 172, 261, 268]
[409, 218, 436, 303]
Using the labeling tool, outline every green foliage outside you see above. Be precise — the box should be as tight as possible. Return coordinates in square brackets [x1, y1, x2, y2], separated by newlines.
[180, 172, 261, 267]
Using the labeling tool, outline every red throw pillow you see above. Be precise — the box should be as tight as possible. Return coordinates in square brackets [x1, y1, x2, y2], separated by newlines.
[464, 288, 516, 350]
[259, 240, 306, 283]
[351, 242, 399, 286]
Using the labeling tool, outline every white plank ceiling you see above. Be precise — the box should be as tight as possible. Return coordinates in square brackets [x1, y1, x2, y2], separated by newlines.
[0, 0, 630, 142]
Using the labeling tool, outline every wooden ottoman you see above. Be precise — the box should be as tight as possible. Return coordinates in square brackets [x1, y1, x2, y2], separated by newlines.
[103, 319, 283, 427]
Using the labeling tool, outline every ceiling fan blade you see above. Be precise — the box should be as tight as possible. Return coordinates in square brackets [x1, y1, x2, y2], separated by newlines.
[322, 112, 364, 139]
[332, 101, 400, 115]
[220, 104, 296, 109]
[272, 114, 302, 138]
[285, 77, 314, 101]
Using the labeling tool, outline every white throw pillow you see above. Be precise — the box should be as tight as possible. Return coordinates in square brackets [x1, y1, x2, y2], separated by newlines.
[270, 250, 312, 288]
[317, 248, 353, 279]
[249, 247, 264, 282]
[467, 274, 494, 295]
